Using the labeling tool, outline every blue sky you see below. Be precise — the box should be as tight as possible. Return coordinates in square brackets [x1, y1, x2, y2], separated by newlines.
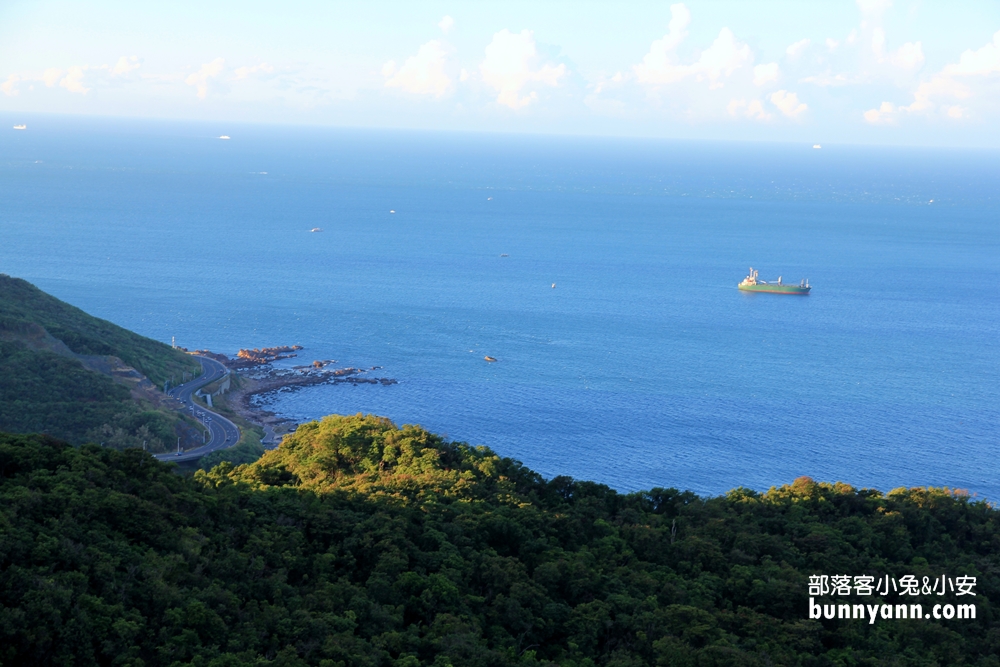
[2, 0, 1000, 145]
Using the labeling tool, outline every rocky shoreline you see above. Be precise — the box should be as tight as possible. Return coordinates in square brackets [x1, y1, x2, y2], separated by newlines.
[195, 347, 397, 446]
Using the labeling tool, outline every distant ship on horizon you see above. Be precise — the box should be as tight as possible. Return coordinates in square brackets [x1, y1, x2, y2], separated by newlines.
[13, 124, 26, 130]
[738, 268, 810, 295]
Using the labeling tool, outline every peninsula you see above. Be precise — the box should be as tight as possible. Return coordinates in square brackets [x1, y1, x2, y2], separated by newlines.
[0, 274, 396, 463]
[188, 346, 397, 451]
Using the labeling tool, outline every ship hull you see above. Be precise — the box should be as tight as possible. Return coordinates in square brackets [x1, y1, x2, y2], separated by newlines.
[738, 283, 810, 295]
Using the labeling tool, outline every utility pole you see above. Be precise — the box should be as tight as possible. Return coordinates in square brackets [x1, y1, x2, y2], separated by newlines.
[176, 437, 181, 455]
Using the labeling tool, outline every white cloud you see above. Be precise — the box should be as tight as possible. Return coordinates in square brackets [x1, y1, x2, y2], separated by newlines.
[661, 3, 692, 52]
[786, 39, 810, 58]
[60, 66, 90, 94]
[904, 75, 970, 113]
[632, 3, 691, 84]
[727, 98, 772, 120]
[439, 15, 455, 33]
[591, 70, 626, 95]
[584, 91, 627, 117]
[863, 101, 896, 123]
[383, 40, 452, 96]
[770, 89, 807, 118]
[863, 74, 970, 123]
[801, 72, 851, 87]
[891, 42, 924, 69]
[1, 74, 20, 96]
[112, 56, 141, 76]
[753, 62, 779, 86]
[945, 30, 1000, 75]
[865, 30, 1000, 122]
[857, 0, 892, 17]
[872, 28, 886, 58]
[697, 29, 753, 81]
[872, 28, 924, 70]
[663, 3, 692, 51]
[635, 26, 752, 86]
[480, 29, 565, 109]
[826, 38, 839, 52]
[233, 63, 275, 80]
[42, 68, 63, 86]
[185, 58, 225, 99]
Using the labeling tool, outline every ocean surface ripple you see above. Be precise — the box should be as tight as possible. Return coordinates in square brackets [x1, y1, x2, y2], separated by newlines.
[2, 117, 997, 497]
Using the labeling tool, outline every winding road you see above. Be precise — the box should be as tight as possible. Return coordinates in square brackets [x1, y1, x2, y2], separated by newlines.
[154, 356, 242, 463]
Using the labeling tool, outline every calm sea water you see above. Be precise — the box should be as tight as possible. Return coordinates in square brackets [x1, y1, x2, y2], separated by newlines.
[2, 115, 998, 497]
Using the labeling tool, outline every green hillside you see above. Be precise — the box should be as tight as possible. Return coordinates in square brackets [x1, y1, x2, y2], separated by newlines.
[0, 274, 201, 447]
[2, 416, 997, 666]
[0, 274, 198, 385]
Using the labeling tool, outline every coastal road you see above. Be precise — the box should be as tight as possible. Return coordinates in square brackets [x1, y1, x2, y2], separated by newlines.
[154, 356, 242, 463]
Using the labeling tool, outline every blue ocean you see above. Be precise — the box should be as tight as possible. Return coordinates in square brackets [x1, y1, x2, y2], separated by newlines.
[2, 115, 998, 497]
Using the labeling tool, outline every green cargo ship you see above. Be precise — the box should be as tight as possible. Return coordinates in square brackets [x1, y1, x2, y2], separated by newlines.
[738, 268, 811, 295]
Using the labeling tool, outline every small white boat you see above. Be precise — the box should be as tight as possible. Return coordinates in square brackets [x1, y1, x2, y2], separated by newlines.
[389, 209, 396, 214]
[219, 135, 230, 140]
[310, 227, 323, 233]
[812, 144, 821, 149]
[13, 124, 26, 130]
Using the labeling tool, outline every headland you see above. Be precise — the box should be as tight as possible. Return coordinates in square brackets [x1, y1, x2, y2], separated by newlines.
[188, 345, 397, 447]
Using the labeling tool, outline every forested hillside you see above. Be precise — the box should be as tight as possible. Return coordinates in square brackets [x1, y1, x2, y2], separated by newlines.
[0, 274, 198, 385]
[0, 274, 200, 447]
[2, 415, 997, 666]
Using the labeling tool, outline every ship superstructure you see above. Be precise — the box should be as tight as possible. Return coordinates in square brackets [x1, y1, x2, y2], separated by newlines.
[738, 268, 810, 295]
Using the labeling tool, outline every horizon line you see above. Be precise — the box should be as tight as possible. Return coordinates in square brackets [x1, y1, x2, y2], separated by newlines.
[3, 109, 999, 152]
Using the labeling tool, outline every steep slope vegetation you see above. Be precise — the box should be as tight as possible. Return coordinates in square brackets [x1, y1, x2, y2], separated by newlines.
[0, 274, 200, 447]
[0, 274, 198, 385]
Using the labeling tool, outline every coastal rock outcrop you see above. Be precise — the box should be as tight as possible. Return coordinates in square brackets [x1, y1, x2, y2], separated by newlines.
[236, 345, 304, 365]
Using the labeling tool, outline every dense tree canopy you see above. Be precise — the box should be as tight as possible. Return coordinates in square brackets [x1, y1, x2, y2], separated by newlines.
[0, 339, 180, 447]
[1, 416, 998, 666]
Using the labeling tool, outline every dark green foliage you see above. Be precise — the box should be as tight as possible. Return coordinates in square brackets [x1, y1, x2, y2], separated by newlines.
[0, 339, 180, 448]
[2, 417, 999, 667]
[0, 275, 199, 447]
[198, 430, 267, 471]
[0, 339, 131, 438]
[0, 274, 198, 386]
